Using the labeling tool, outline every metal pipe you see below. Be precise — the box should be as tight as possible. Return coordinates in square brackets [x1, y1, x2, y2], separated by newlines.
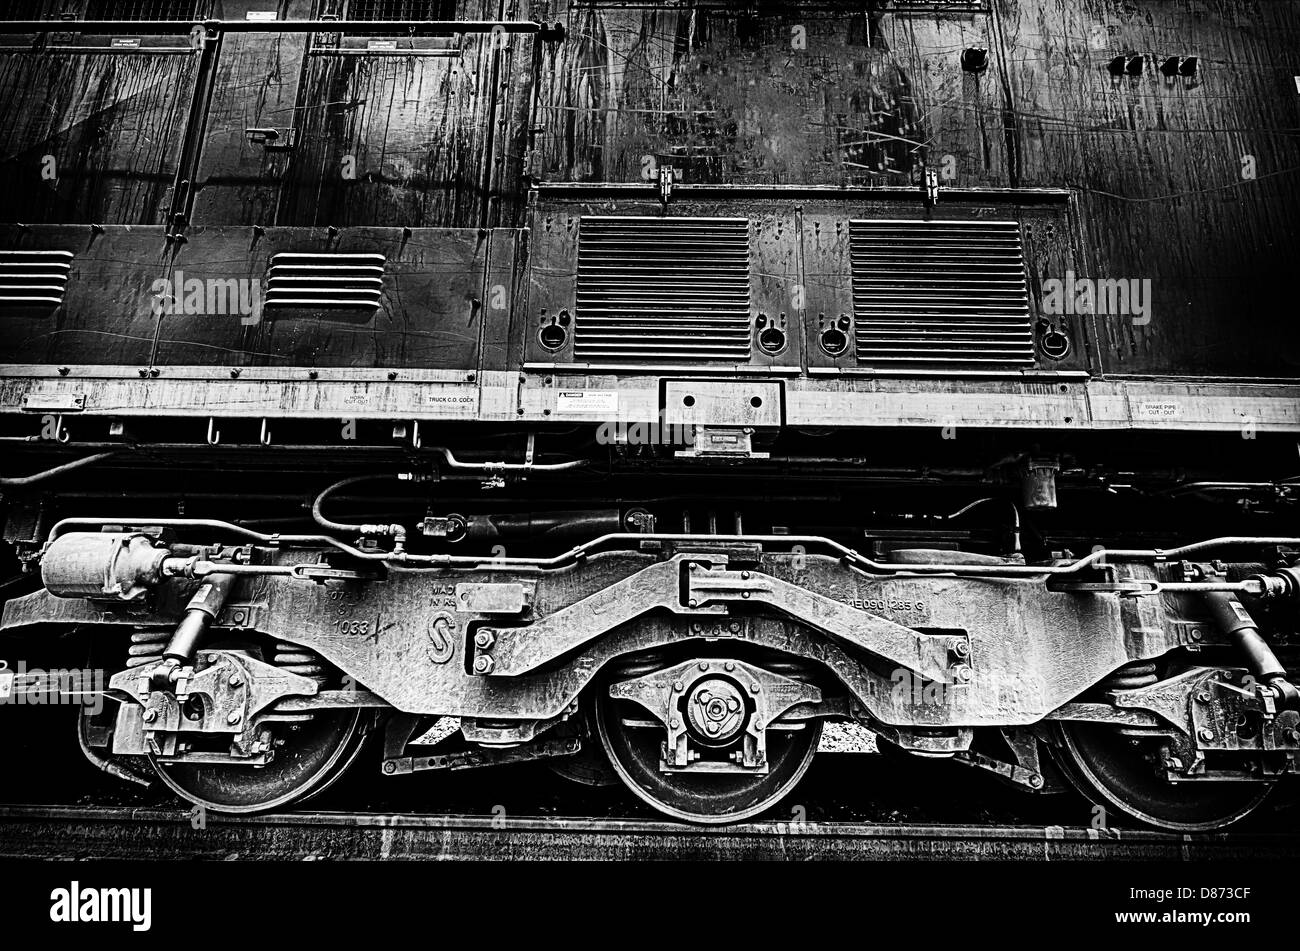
[77, 715, 151, 789]
[0, 452, 117, 487]
[311, 475, 409, 541]
[42, 516, 1300, 579]
[431, 447, 588, 473]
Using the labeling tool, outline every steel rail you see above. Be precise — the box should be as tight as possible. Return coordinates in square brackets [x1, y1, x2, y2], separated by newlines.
[0, 805, 1293, 861]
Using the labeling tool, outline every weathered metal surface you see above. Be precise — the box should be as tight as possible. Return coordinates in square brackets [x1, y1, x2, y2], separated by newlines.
[0, 1, 1291, 384]
[993, 0, 1300, 376]
[0, 224, 516, 370]
[0, 548, 1199, 728]
[0, 805, 1293, 861]
[0, 365, 1296, 431]
[0, 51, 196, 225]
[529, 0, 1300, 377]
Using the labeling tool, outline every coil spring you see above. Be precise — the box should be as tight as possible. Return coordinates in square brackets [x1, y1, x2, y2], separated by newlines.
[1104, 661, 1159, 691]
[272, 642, 330, 723]
[273, 642, 328, 685]
[610, 650, 671, 678]
[124, 629, 170, 668]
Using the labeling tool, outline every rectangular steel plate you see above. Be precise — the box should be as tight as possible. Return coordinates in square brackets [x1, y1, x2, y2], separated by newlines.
[663, 380, 782, 427]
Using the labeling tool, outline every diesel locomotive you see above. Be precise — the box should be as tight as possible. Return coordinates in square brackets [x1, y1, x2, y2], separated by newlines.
[1, 0, 1299, 829]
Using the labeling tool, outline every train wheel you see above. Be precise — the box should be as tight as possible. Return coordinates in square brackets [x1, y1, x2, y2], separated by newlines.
[151, 709, 370, 814]
[595, 685, 820, 824]
[1051, 723, 1271, 832]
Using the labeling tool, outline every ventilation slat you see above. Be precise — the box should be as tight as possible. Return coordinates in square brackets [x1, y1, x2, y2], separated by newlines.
[574, 216, 751, 362]
[0, 250, 72, 308]
[265, 252, 385, 311]
[850, 219, 1032, 368]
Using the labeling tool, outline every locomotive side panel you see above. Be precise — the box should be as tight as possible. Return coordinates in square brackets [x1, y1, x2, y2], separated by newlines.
[530, 1, 1007, 188]
[0, 51, 196, 226]
[148, 226, 506, 369]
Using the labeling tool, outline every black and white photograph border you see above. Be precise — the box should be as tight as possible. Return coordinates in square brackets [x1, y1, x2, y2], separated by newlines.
[0, 0, 1297, 938]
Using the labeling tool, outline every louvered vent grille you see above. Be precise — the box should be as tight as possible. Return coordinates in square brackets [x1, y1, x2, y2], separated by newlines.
[574, 216, 752, 362]
[0, 250, 72, 308]
[265, 252, 385, 309]
[850, 219, 1033, 367]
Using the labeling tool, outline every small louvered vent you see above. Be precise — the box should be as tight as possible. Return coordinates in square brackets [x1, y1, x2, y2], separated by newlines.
[575, 216, 752, 362]
[0, 250, 72, 308]
[850, 219, 1032, 367]
[265, 253, 385, 309]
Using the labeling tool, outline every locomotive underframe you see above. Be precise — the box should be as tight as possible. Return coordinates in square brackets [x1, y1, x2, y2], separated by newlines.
[5, 542, 1298, 768]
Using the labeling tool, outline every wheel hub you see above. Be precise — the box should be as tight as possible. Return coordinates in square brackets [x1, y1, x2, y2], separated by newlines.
[685, 677, 745, 745]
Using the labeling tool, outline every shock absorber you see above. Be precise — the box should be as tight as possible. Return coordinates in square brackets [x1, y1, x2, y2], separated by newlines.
[1203, 592, 1300, 709]
[162, 572, 237, 662]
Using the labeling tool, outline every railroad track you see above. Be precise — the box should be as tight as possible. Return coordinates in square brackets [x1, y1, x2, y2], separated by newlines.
[3, 805, 1300, 860]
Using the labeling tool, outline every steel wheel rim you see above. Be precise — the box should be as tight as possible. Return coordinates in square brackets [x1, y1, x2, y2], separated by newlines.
[1052, 723, 1271, 832]
[150, 709, 367, 815]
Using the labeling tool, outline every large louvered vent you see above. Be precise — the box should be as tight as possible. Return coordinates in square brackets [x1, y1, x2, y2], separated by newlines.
[265, 253, 385, 309]
[0, 250, 72, 308]
[850, 219, 1033, 367]
[574, 217, 752, 362]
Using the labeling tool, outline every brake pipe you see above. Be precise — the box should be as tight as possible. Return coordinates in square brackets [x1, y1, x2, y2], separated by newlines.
[42, 517, 1300, 581]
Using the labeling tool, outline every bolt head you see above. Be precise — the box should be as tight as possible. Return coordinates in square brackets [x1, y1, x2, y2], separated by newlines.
[724, 662, 735, 672]
[228, 675, 243, 688]
[383, 761, 397, 774]
[474, 656, 494, 674]
[955, 666, 973, 683]
[1028, 774, 1044, 788]
[1198, 727, 1214, 741]
[699, 661, 709, 671]
[669, 718, 679, 729]
[227, 711, 242, 725]
[750, 682, 760, 693]
[143, 709, 157, 723]
[673, 681, 684, 692]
